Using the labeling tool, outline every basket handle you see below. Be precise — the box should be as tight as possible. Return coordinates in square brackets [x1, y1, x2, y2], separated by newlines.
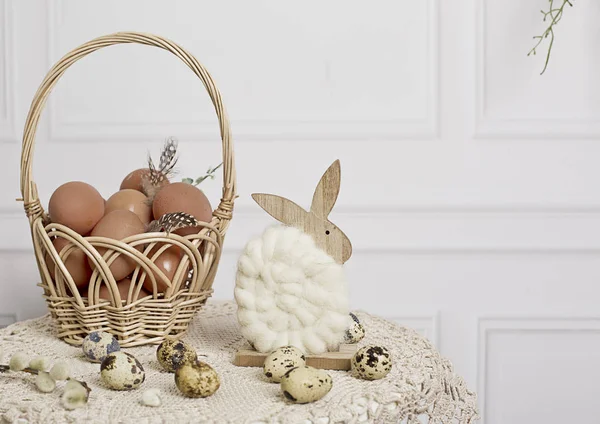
[19, 32, 236, 230]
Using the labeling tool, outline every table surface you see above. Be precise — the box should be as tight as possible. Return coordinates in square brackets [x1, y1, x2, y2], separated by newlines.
[0, 301, 479, 423]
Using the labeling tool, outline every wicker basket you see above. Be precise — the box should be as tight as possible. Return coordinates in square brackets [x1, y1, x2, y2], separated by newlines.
[18, 32, 236, 347]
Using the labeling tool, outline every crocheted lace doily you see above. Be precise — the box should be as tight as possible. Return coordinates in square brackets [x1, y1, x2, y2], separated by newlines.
[0, 301, 479, 423]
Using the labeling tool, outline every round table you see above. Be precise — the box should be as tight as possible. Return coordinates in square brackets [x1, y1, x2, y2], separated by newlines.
[0, 301, 479, 423]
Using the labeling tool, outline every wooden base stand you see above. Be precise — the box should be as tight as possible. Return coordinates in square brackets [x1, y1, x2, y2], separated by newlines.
[233, 344, 357, 370]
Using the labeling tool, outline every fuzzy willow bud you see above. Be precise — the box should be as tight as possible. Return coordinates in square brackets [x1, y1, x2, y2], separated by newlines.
[35, 371, 56, 393]
[141, 388, 161, 407]
[9, 353, 29, 371]
[49, 361, 70, 381]
[62, 382, 89, 410]
[29, 356, 51, 371]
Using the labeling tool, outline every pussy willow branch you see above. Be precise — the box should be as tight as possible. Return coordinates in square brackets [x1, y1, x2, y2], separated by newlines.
[528, 0, 573, 75]
[0, 365, 39, 374]
[0, 364, 91, 393]
[182, 163, 223, 186]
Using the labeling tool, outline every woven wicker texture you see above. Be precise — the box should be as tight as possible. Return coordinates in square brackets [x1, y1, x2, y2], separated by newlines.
[18, 32, 236, 347]
[0, 301, 479, 423]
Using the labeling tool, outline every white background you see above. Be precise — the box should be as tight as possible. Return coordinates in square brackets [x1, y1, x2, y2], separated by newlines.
[1, 1, 600, 422]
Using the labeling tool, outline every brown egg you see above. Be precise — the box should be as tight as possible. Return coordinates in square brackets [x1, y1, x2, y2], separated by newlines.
[120, 168, 150, 192]
[84, 278, 150, 303]
[89, 210, 145, 280]
[45, 237, 92, 289]
[152, 183, 212, 236]
[48, 181, 105, 235]
[143, 245, 183, 293]
[105, 189, 152, 226]
[120, 168, 169, 193]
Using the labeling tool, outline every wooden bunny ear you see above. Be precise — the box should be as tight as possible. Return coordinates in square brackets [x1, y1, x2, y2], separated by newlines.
[310, 160, 341, 219]
[252, 193, 308, 226]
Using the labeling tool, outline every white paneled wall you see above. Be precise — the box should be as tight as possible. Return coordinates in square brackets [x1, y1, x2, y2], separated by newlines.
[478, 317, 600, 423]
[1, 0, 599, 422]
[0, 0, 15, 142]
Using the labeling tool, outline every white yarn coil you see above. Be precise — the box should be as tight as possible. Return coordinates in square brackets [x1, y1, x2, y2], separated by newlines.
[235, 225, 350, 354]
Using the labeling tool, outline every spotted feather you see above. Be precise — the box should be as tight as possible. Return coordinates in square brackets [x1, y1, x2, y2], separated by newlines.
[146, 212, 200, 234]
[148, 137, 178, 186]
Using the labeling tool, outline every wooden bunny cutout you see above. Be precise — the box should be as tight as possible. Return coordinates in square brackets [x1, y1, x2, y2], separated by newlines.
[252, 160, 353, 264]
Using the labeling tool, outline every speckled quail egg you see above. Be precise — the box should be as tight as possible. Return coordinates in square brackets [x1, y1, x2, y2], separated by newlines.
[175, 361, 220, 398]
[263, 346, 306, 383]
[351, 345, 392, 380]
[101, 352, 145, 390]
[82, 331, 120, 363]
[280, 366, 332, 404]
[156, 339, 197, 372]
[344, 312, 365, 344]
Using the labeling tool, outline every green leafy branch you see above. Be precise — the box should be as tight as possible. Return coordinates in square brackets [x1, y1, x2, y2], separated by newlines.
[528, 0, 573, 75]
[182, 163, 223, 186]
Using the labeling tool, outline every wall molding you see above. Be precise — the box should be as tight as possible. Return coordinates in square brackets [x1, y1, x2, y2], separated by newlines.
[46, 0, 439, 142]
[477, 316, 600, 422]
[6, 204, 600, 253]
[473, 0, 600, 139]
[0, 0, 16, 143]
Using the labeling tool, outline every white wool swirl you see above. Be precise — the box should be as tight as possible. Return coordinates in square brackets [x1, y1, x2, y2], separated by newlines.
[235, 225, 349, 355]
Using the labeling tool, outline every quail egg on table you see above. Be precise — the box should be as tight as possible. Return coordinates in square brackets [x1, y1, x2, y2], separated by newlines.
[156, 339, 197, 372]
[82, 331, 120, 363]
[280, 366, 332, 404]
[351, 345, 392, 380]
[175, 361, 220, 398]
[263, 346, 306, 383]
[344, 312, 365, 344]
[101, 352, 145, 390]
